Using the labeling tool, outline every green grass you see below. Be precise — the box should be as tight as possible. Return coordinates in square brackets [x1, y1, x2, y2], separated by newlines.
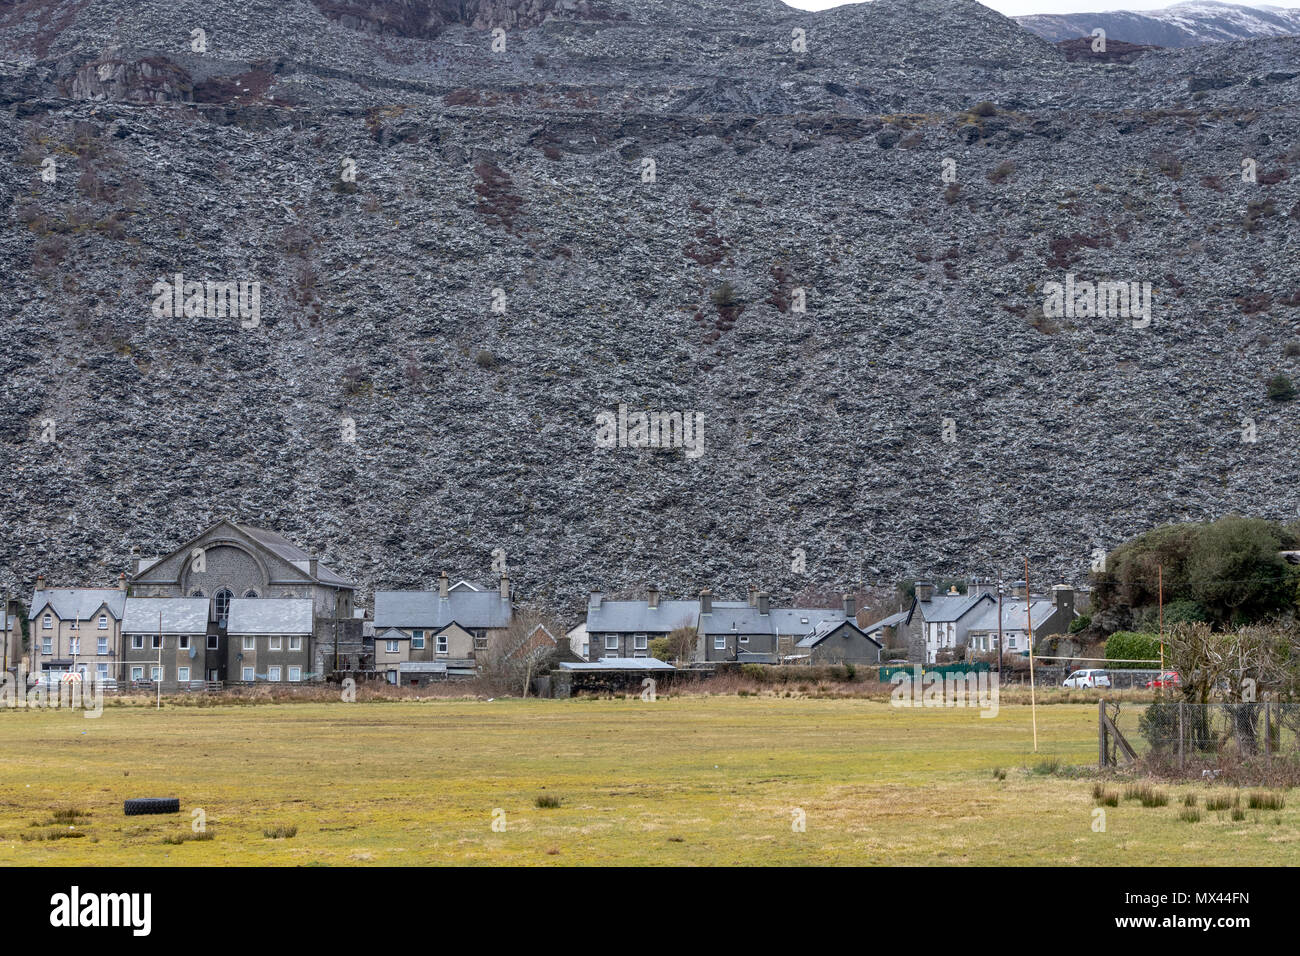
[0, 699, 1295, 865]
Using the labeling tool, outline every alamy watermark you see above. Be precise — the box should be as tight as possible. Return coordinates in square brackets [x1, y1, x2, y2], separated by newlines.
[151, 273, 261, 328]
[889, 666, 999, 718]
[595, 403, 705, 459]
[1042, 273, 1151, 328]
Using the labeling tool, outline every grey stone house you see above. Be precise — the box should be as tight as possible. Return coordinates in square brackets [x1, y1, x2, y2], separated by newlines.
[964, 585, 1078, 657]
[122, 597, 209, 687]
[226, 598, 314, 683]
[899, 580, 997, 664]
[28, 579, 128, 683]
[129, 519, 361, 679]
[585, 586, 700, 659]
[795, 619, 883, 665]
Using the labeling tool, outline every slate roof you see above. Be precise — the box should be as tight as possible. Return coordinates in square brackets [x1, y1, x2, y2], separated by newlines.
[373, 590, 513, 630]
[122, 598, 209, 635]
[233, 523, 355, 588]
[966, 600, 1062, 633]
[914, 592, 994, 623]
[29, 588, 126, 622]
[226, 598, 313, 635]
[796, 619, 882, 649]
[699, 605, 776, 635]
[862, 610, 909, 635]
[769, 607, 847, 636]
[558, 658, 676, 671]
[585, 599, 700, 634]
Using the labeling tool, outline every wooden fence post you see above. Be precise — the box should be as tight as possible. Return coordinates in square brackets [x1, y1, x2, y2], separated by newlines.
[1178, 700, 1184, 771]
[1264, 698, 1271, 767]
[1099, 699, 1107, 769]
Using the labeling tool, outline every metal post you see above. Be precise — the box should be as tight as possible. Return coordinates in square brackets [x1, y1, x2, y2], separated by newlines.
[996, 581, 1004, 681]
[1178, 700, 1185, 770]
[1265, 698, 1271, 766]
[1099, 699, 1107, 768]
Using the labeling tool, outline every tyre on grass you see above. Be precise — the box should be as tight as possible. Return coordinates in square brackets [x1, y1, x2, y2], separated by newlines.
[123, 798, 180, 816]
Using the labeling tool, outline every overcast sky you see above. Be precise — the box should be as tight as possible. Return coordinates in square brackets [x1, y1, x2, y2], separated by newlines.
[785, 1, 1181, 15]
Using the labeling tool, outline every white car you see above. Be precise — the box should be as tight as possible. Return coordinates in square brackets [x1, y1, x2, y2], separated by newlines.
[1063, 668, 1111, 688]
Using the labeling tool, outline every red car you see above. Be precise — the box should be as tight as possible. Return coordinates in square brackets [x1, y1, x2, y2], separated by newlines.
[1145, 671, 1180, 688]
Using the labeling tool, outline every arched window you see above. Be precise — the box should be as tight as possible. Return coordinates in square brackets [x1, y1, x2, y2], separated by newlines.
[244, 590, 258, 599]
[215, 589, 233, 627]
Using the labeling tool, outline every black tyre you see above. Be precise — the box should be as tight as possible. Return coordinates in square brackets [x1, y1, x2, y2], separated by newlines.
[123, 797, 180, 816]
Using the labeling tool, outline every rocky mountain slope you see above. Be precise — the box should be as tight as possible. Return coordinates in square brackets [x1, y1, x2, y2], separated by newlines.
[1019, 1, 1300, 48]
[1, 0, 1299, 615]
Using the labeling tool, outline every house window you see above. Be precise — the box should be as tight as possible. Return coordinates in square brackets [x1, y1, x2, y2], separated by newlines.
[97, 637, 108, 654]
[633, 634, 648, 650]
[242, 666, 254, 681]
[69, 638, 80, 655]
[243, 636, 255, 651]
[714, 635, 725, 650]
[152, 635, 162, 650]
[178, 666, 190, 682]
[42, 636, 52, 654]
[207, 634, 218, 650]
[289, 636, 301, 651]
[42, 615, 52, 629]
[150, 666, 162, 681]
[739, 635, 749, 644]
[96, 663, 108, 681]
[244, 590, 258, 598]
[268, 666, 282, 682]
[386, 640, 399, 653]
[288, 666, 302, 682]
[474, 635, 489, 650]
[215, 589, 233, 626]
[605, 634, 618, 650]
[131, 666, 144, 681]
[1008, 637, 1017, 649]
[270, 636, 281, 651]
[97, 615, 108, 630]
[412, 631, 425, 649]
[132, 635, 144, 649]
[179, 636, 189, 650]
[436, 634, 448, 654]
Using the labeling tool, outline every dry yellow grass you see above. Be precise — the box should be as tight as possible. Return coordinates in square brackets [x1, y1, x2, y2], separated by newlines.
[0, 697, 1294, 865]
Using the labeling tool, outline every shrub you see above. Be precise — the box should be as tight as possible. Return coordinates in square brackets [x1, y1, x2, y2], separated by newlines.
[1069, 614, 1092, 634]
[1247, 791, 1284, 811]
[1106, 631, 1163, 669]
[535, 794, 561, 809]
[263, 825, 297, 839]
[1183, 793, 1197, 807]
[1205, 792, 1237, 812]
[1285, 340, 1300, 358]
[1154, 152, 1183, 179]
[1231, 807, 1246, 821]
[1267, 374, 1296, 401]
[1032, 757, 1061, 775]
[1179, 807, 1201, 823]
[475, 349, 497, 369]
[970, 100, 997, 117]
[986, 160, 1015, 184]
[992, 767, 1006, 780]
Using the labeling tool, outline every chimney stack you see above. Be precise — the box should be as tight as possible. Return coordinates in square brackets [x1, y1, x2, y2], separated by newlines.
[647, 584, 659, 609]
[36, 574, 46, 591]
[308, 558, 318, 578]
[499, 572, 510, 601]
[843, 593, 856, 618]
[1050, 584, 1074, 617]
[748, 586, 758, 607]
[118, 572, 127, 591]
[757, 591, 769, 615]
[438, 572, 449, 599]
[1012, 580, 1027, 600]
[589, 590, 603, 609]
[915, 581, 934, 603]
[699, 589, 713, 615]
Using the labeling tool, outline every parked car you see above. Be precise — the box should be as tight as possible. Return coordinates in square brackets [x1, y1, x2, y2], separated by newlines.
[1063, 668, 1111, 688]
[1145, 671, 1180, 689]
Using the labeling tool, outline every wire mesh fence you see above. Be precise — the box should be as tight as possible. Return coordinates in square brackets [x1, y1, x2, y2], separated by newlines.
[1105, 698, 1300, 768]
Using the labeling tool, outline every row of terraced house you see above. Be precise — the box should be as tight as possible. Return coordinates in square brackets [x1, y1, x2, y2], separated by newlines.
[0, 519, 1088, 689]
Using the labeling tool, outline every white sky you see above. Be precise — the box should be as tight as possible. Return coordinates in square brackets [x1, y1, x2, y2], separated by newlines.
[786, 1, 1182, 16]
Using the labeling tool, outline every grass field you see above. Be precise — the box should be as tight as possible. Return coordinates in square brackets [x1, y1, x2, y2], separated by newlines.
[0, 697, 1296, 865]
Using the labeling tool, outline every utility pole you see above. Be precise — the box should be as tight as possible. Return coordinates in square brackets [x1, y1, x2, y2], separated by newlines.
[2, 590, 8, 675]
[156, 611, 162, 710]
[1026, 556, 1038, 752]
[1158, 564, 1165, 676]
[996, 580, 1004, 681]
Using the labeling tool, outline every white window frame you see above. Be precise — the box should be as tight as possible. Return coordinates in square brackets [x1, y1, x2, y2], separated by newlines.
[714, 635, 725, 650]
[288, 666, 302, 682]
[69, 638, 80, 655]
[96, 663, 108, 680]
[605, 634, 619, 650]
[177, 666, 190, 683]
[268, 665, 282, 682]
[289, 636, 302, 651]
[179, 636, 189, 650]
[151, 635, 162, 650]
[132, 634, 144, 649]
[208, 634, 219, 650]
[270, 636, 282, 651]
[411, 630, 425, 649]
[243, 636, 255, 651]
[739, 635, 749, 645]
[386, 640, 399, 653]
[436, 634, 448, 654]
[633, 634, 648, 650]
[42, 614, 52, 629]
[97, 636, 108, 654]
[42, 636, 52, 654]
[130, 666, 144, 681]
[98, 615, 108, 630]
[150, 665, 162, 681]
[242, 667, 254, 682]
